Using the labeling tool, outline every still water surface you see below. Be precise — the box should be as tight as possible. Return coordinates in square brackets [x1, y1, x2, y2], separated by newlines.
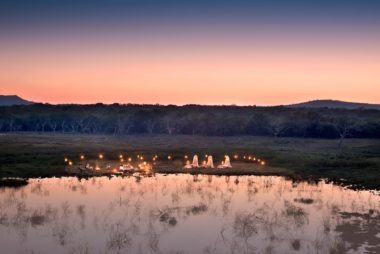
[0, 174, 379, 254]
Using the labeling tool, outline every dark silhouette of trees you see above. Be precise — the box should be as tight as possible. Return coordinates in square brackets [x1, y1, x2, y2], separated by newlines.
[0, 103, 379, 139]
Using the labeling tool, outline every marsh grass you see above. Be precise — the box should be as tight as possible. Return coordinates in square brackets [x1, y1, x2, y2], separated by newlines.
[0, 133, 379, 190]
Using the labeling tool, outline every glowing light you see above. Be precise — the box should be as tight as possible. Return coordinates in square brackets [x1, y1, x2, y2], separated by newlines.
[153, 157, 156, 161]
[95, 166, 100, 171]
[234, 155, 238, 159]
[261, 161, 266, 166]
[119, 154, 123, 159]
[248, 156, 252, 160]
[205, 154, 208, 158]
[120, 158, 124, 162]
[140, 156, 144, 161]
[128, 157, 132, 162]
[64, 158, 68, 162]
[253, 157, 256, 161]
[68, 161, 73, 166]
[99, 154, 104, 159]
[143, 161, 147, 165]
[168, 155, 172, 160]
[80, 155, 85, 160]
[137, 155, 140, 158]
[258, 159, 261, 162]
[243, 156, 246, 159]
[184, 155, 188, 159]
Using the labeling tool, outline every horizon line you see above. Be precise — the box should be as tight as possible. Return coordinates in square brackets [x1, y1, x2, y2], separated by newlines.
[1, 94, 380, 107]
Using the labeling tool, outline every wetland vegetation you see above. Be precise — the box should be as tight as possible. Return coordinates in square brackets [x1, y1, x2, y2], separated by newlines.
[0, 133, 379, 190]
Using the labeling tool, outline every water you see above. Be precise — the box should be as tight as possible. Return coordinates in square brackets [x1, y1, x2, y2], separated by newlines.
[0, 174, 379, 254]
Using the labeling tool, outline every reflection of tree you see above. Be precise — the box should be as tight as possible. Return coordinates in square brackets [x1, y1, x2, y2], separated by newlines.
[186, 203, 208, 216]
[69, 243, 90, 254]
[146, 222, 160, 253]
[221, 195, 232, 217]
[233, 212, 258, 241]
[107, 222, 132, 252]
[30, 181, 50, 196]
[76, 204, 86, 229]
[171, 190, 180, 205]
[0, 175, 379, 254]
[52, 222, 70, 246]
[282, 201, 308, 228]
[61, 201, 72, 219]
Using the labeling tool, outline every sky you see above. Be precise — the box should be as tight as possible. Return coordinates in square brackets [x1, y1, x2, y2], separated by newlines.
[0, 0, 379, 105]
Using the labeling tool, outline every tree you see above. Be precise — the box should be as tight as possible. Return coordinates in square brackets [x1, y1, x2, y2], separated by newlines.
[331, 117, 355, 149]
[267, 116, 287, 138]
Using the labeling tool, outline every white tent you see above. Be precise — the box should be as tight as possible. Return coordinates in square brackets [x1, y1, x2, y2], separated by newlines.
[207, 155, 214, 168]
[192, 155, 199, 168]
[218, 155, 232, 168]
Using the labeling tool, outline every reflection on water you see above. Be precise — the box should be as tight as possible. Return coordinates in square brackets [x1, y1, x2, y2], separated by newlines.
[0, 175, 379, 254]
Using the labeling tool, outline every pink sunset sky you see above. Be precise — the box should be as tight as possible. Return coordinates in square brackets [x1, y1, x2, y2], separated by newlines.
[1, 2, 379, 105]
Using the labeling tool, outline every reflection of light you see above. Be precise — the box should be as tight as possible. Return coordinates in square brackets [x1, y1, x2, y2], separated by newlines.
[99, 154, 104, 159]
[80, 155, 85, 160]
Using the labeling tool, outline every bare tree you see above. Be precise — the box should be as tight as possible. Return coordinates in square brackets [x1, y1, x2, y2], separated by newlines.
[332, 118, 354, 149]
[60, 120, 66, 133]
[69, 121, 78, 133]
[114, 115, 132, 135]
[38, 117, 49, 132]
[8, 118, 14, 132]
[267, 117, 286, 138]
[144, 119, 156, 134]
[165, 117, 177, 135]
[50, 121, 58, 133]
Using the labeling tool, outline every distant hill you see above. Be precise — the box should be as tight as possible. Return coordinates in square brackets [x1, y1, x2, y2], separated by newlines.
[0, 95, 34, 106]
[288, 100, 380, 110]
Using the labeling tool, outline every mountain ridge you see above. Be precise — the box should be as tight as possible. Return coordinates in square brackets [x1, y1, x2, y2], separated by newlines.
[0, 95, 379, 110]
[0, 95, 34, 106]
[288, 99, 380, 110]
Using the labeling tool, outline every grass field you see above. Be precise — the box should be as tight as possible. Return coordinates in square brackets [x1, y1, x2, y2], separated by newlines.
[0, 133, 379, 190]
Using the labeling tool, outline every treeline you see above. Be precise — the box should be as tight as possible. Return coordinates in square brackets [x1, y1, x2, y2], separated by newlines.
[0, 103, 380, 139]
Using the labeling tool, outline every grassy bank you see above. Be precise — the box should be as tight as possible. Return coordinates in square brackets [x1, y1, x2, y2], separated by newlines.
[0, 133, 379, 190]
